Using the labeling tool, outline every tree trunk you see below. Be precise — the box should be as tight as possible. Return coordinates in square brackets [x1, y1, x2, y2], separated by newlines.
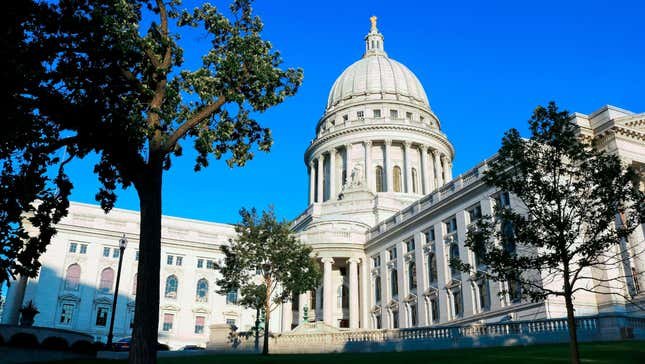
[263, 278, 271, 355]
[564, 293, 581, 364]
[254, 307, 260, 351]
[129, 161, 163, 364]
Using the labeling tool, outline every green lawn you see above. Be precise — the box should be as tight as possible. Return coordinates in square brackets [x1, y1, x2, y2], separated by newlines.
[45, 341, 644, 364]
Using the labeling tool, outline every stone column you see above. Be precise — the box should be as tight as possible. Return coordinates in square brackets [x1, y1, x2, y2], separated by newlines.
[396, 242, 406, 328]
[442, 155, 452, 183]
[480, 197, 501, 310]
[2, 275, 28, 324]
[456, 211, 475, 317]
[414, 231, 428, 326]
[348, 258, 360, 329]
[316, 154, 325, 203]
[364, 141, 373, 192]
[433, 221, 450, 322]
[359, 257, 370, 328]
[379, 250, 390, 328]
[322, 257, 334, 325]
[404, 142, 413, 193]
[385, 139, 393, 192]
[309, 161, 315, 204]
[282, 300, 293, 332]
[298, 291, 310, 324]
[433, 150, 443, 187]
[420, 145, 430, 194]
[345, 143, 352, 185]
[329, 148, 336, 200]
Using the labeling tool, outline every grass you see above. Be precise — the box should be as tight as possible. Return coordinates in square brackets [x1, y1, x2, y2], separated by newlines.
[43, 341, 644, 364]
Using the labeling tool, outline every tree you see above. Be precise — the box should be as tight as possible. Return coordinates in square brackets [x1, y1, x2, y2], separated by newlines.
[217, 207, 321, 355]
[453, 102, 643, 364]
[2, 1, 302, 363]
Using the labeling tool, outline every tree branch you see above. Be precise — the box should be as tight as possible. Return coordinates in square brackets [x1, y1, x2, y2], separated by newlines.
[164, 96, 226, 151]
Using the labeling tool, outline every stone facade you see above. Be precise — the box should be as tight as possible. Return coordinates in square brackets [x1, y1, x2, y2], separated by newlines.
[2, 18, 644, 350]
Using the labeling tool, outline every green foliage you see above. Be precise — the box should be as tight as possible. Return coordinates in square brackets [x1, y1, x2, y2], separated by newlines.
[217, 207, 321, 309]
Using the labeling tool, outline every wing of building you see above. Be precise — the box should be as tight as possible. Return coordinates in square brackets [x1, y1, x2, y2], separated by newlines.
[2, 18, 644, 349]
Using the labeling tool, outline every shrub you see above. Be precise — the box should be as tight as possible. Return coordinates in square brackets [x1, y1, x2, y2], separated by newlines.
[41, 336, 69, 351]
[71, 340, 94, 354]
[9, 332, 39, 348]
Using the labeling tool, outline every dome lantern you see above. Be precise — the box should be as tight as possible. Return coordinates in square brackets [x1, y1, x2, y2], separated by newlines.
[364, 16, 386, 58]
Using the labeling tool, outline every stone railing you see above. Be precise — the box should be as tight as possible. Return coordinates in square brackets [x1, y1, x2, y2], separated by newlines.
[209, 314, 645, 354]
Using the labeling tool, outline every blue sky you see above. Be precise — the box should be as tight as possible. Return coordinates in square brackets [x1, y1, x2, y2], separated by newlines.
[61, 0, 645, 224]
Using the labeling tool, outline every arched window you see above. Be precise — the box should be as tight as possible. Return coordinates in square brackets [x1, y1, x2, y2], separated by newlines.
[65, 264, 81, 291]
[196, 278, 209, 303]
[390, 268, 398, 297]
[99, 268, 114, 293]
[408, 261, 417, 290]
[449, 244, 460, 279]
[411, 168, 419, 194]
[374, 276, 381, 303]
[375, 166, 384, 192]
[393, 166, 402, 192]
[427, 253, 438, 285]
[132, 274, 137, 295]
[165, 275, 178, 299]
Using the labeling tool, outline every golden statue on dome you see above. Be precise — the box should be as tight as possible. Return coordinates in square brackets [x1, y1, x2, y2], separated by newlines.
[370, 15, 378, 31]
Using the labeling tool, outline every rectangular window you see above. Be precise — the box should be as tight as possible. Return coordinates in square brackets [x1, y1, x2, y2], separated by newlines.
[429, 298, 439, 324]
[197, 259, 204, 268]
[357, 111, 364, 119]
[453, 289, 463, 318]
[495, 191, 511, 210]
[69, 243, 77, 253]
[375, 314, 382, 329]
[445, 217, 458, 234]
[112, 248, 120, 258]
[410, 304, 418, 327]
[425, 228, 435, 242]
[96, 307, 109, 327]
[206, 260, 215, 269]
[468, 204, 482, 223]
[79, 244, 87, 254]
[372, 255, 381, 268]
[405, 112, 413, 120]
[373, 109, 381, 118]
[478, 280, 490, 312]
[374, 276, 381, 303]
[406, 239, 415, 252]
[195, 316, 205, 334]
[167, 255, 174, 265]
[226, 290, 238, 305]
[391, 310, 399, 329]
[176, 256, 183, 266]
[390, 109, 398, 119]
[103, 247, 110, 257]
[59, 303, 74, 325]
[388, 247, 397, 260]
[226, 318, 236, 326]
[162, 313, 174, 332]
[420, 116, 425, 122]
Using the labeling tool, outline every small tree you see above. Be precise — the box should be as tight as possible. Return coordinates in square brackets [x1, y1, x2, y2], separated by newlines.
[217, 207, 321, 355]
[454, 102, 643, 364]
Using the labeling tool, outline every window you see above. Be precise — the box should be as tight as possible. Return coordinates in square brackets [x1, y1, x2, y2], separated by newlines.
[226, 289, 238, 305]
[80, 244, 87, 254]
[406, 239, 415, 252]
[477, 280, 490, 312]
[375, 313, 382, 329]
[372, 255, 381, 268]
[132, 274, 137, 295]
[495, 191, 511, 209]
[176, 256, 183, 266]
[393, 166, 402, 192]
[64, 264, 81, 291]
[96, 307, 109, 327]
[445, 217, 458, 234]
[425, 228, 435, 243]
[226, 318, 236, 326]
[409, 303, 418, 327]
[69, 243, 77, 253]
[390, 268, 398, 297]
[509, 278, 522, 303]
[162, 313, 174, 332]
[135, 251, 139, 261]
[99, 268, 115, 293]
[408, 261, 417, 291]
[391, 310, 399, 329]
[375, 166, 385, 192]
[468, 204, 482, 223]
[411, 168, 419, 194]
[103, 247, 110, 257]
[195, 316, 206, 334]
[420, 116, 425, 123]
[373, 109, 381, 118]
[429, 297, 439, 324]
[342, 114, 348, 122]
[165, 275, 178, 299]
[59, 303, 74, 325]
[405, 112, 413, 121]
[449, 243, 460, 279]
[357, 111, 364, 119]
[388, 247, 397, 260]
[374, 276, 381, 303]
[196, 279, 209, 303]
[452, 288, 463, 318]
[427, 253, 438, 285]
[206, 260, 216, 269]
[389, 109, 398, 119]
[167, 255, 174, 265]
[112, 248, 120, 258]
[197, 259, 204, 268]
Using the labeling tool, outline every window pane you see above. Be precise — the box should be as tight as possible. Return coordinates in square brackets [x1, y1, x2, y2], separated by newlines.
[69, 243, 77, 253]
[167, 255, 173, 265]
[65, 264, 81, 291]
[96, 307, 109, 326]
[176, 256, 183, 266]
[99, 268, 115, 293]
[103, 247, 110, 257]
[165, 275, 178, 298]
[80, 244, 87, 254]
[60, 303, 74, 325]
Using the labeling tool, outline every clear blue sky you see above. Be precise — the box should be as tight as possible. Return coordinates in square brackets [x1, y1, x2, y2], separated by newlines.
[62, 0, 645, 224]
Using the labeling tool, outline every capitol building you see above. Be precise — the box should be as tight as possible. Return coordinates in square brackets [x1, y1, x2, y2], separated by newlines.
[2, 19, 644, 349]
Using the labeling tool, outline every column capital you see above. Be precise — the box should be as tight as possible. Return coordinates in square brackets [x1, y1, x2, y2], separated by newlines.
[328, 146, 336, 155]
[347, 257, 361, 265]
[364, 140, 373, 147]
[440, 154, 449, 163]
[420, 144, 428, 152]
[318, 153, 326, 161]
[321, 257, 334, 265]
[384, 139, 392, 146]
[431, 149, 439, 157]
[403, 141, 412, 149]
[309, 160, 315, 168]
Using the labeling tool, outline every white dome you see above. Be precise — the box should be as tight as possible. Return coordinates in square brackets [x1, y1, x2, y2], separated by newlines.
[326, 55, 429, 111]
